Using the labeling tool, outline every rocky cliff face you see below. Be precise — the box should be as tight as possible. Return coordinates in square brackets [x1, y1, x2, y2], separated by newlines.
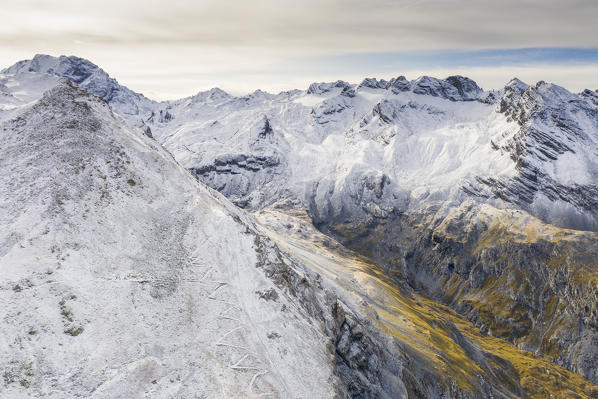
[256, 206, 598, 398]
[472, 79, 598, 231]
[316, 201, 598, 384]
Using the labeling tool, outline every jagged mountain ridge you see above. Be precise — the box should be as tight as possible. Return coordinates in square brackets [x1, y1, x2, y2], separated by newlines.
[1, 55, 598, 396]
[8, 55, 593, 232]
[2, 54, 156, 118]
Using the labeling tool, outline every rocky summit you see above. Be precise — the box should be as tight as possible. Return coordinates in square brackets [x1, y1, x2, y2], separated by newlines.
[1, 55, 597, 398]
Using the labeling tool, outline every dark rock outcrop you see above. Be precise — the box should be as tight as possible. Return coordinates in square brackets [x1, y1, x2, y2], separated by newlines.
[412, 75, 483, 102]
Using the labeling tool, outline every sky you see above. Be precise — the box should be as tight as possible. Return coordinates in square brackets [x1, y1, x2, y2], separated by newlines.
[1, 0, 597, 100]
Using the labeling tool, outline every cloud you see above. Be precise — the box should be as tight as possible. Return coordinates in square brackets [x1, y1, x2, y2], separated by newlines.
[2, 0, 598, 51]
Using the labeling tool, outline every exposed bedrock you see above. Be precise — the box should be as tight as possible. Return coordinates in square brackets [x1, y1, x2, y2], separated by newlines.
[251, 228, 525, 398]
[313, 201, 598, 384]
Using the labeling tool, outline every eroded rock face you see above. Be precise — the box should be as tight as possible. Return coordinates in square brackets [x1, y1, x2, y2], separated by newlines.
[308, 80, 353, 95]
[388, 76, 411, 94]
[190, 153, 283, 208]
[188, 115, 289, 209]
[354, 75, 485, 102]
[581, 89, 598, 105]
[412, 75, 484, 102]
[474, 80, 598, 231]
[316, 202, 598, 384]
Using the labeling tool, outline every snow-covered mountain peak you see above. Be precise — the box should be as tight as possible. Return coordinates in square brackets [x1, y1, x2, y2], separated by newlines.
[307, 79, 352, 95]
[4, 54, 102, 85]
[3, 54, 121, 100]
[531, 80, 583, 104]
[479, 75, 598, 231]
[499, 78, 597, 132]
[411, 75, 484, 101]
[357, 77, 391, 90]
[186, 87, 232, 106]
[241, 88, 279, 102]
[2, 54, 156, 121]
[386, 75, 411, 93]
[205, 86, 230, 99]
[306, 74, 487, 103]
[444, 75, 484, 98]
[505, 77, 529, 90]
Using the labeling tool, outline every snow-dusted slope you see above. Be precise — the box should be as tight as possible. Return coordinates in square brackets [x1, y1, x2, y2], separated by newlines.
[0, 82, 342, 398]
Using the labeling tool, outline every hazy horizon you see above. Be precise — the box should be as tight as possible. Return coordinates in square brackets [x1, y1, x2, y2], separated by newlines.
[2, 1, 597, 100]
